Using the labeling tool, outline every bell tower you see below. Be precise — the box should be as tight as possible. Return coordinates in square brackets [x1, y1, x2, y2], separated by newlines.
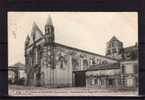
[106, 36, 124, 60]
[44, 15, 55, 87]
[45, 15, 55, 43]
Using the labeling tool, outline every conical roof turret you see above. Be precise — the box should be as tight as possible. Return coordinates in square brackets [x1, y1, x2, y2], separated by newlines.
[45, 15, 53, 26]
[32, 21, 39, 32]
[25, 35, 30, 46]
[26, 35, 30, 42]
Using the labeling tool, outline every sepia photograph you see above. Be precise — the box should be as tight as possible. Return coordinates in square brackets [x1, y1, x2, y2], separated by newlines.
[8, 12, 138, 96]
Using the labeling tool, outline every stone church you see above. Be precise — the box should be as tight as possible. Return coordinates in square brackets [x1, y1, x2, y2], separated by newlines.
[25, 16, 138, 89]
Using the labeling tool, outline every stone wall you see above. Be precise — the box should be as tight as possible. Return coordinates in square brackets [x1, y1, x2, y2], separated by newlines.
[25, 41, 118, 87]
[52, 44, 118, 87]
[120, 60, 138, 89]
[86, 69, 121, 88]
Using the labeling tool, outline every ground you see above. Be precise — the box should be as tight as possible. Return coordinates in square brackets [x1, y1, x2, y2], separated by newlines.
[9, 85, 138, 96]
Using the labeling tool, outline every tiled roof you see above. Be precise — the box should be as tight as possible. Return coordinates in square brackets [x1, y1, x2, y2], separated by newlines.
[9, 62, 25, 70]
[87, 63, 120, 71]
[124, 45, 138, 52]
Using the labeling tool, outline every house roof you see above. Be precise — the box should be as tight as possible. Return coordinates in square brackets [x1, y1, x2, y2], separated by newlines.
[9, 62, 25, 70]
[124, 45, 138, 53]
[13, 62, 25, 68]
[87, 63, 120, 71]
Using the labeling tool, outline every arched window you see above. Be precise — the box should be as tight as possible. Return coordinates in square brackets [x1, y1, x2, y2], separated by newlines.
[108, 79, 114, 86]
[107, 50, 111, 55]
[45, 26, 49, 34]
[72, 58, 79, 70]
[83, 59, 88, 66]
[92, 59, 96, 65]
[112, 48, 116, 53]
[59, 56, 64, 69]
[95, 78, 98, 85]
[112, 42, 115, 47]
[60, 61, 63, 69]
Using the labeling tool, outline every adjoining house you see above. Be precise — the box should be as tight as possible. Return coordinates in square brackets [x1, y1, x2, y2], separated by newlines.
[24, 16, 138, 90]
[86, 36, 138, 89]
[86, 63, 121, 88]
[8, 63, 26, 84]
[86, 61, 138, 89]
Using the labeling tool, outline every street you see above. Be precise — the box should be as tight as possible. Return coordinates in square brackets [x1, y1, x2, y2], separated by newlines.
[9, 85, 138, 96]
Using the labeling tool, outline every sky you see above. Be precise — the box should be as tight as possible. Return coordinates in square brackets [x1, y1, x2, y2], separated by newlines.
[8, 12, 138, 66]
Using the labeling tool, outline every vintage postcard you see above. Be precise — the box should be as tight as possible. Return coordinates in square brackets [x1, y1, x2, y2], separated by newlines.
[8, 12, 138, 96]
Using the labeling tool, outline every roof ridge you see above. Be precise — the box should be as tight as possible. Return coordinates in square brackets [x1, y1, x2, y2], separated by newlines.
[55, 42, 119, 61]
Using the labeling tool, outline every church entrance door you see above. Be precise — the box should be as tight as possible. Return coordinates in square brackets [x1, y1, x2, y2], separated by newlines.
[74, 71, 86, 87]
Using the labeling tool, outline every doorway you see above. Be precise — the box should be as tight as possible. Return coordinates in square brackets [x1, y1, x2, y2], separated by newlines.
[73, 71, 86, 87]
